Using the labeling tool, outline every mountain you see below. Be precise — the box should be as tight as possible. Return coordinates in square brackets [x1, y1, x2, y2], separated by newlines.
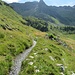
[10, 0, 75, 25]
[0, 0, 75, 75]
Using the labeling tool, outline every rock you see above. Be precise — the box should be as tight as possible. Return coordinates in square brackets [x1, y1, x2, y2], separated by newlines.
[28, 62, 33, 65]
[56, 64, 65, 72]
[26, 58, 30, 60]
[49, 56, 55, 61]
[45, 48, 48, 51]
[35, 69, 40, 73]
[72, 71, 75, 75]
[60, 72, 64, 75]
[34, 53, 37, 55]
[6, 25, 13, 30]
[56, 64, 63, 66]
[29, 56, 34, 59]
[60, 65, 65, 72]
[34, 66, 37, 68]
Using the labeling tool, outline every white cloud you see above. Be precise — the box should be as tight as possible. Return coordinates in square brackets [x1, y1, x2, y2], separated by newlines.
[2, 0, 19, 3]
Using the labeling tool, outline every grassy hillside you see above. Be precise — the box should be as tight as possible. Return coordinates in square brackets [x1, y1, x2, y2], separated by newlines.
[19, 33, 75, 75]
[0, 1, 46, 75]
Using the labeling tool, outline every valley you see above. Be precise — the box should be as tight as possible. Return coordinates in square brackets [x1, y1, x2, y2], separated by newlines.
[0, 0, 75, 75]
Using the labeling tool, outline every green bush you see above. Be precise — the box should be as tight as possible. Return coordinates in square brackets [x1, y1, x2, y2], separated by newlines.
[48, 33, 56, 40]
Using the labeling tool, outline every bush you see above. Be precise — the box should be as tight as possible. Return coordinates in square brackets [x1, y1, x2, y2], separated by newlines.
[48, 33, 56, 40]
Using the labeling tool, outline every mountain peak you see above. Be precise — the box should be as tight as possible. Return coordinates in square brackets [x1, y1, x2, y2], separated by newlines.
[39, 0, 47, 6]
[39, 0, 45, 3]
[40, 0, 44, 2]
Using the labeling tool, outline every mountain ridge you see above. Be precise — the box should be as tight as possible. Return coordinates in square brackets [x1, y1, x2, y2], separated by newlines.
[10, 0, 75, 25]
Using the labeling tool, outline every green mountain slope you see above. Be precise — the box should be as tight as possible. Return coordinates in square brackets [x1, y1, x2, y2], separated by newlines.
[10, 0, 75, 25]
[19, 34, 75, 75]
[0, 1, 46, 75]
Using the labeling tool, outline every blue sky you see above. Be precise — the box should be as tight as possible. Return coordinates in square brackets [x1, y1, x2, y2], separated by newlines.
[2, 0, 75, 6]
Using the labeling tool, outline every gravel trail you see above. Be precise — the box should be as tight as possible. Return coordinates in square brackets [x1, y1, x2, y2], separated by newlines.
[9, 40, 36, 75]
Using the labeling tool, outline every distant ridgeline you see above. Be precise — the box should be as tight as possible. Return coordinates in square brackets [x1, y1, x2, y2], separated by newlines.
[10, 0, 75, 26]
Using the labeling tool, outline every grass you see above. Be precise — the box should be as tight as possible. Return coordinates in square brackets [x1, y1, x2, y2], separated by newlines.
[0, 26, 45, 75]
[19, 36, 75, 75]
[0, 18, 32, 75]
[61, 34, 75, 51]
[0, 1, 75, 75]
[0, 1, 46, 75]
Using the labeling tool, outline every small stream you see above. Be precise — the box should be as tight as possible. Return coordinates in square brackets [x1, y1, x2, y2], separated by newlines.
[9, 41, 36, 75]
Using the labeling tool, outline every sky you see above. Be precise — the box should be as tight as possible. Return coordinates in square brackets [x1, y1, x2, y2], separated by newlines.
[2, 0, 75, 6]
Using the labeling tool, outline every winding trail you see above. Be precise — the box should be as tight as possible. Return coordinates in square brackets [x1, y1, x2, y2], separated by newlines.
[9, 40, 36, 75]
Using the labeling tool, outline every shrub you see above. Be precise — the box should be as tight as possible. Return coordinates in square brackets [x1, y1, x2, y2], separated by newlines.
[48, 33, 56, 40]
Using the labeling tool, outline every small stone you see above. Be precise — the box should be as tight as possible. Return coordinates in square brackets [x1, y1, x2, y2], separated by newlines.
[72, 72, 75, 75]
[49, 56, 55, 61]
[29, 56, 34, 59]
[10, 35, 13, 38]
[62, 58, 65, 61]
[60, 65, 65, 72]
[26, 59, 30, 60]
[28, 62, 33, 65]
[60, 72, 64, 75]
[56, 64, 63, 66]
[34, 53, 37, 55]
[34, 66, 37, 68]
[35, 69, 40, 73]
[45, 48, 48, 51]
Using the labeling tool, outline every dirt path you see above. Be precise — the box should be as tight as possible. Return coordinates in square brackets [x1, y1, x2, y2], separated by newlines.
[9, 40, 36, 75]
